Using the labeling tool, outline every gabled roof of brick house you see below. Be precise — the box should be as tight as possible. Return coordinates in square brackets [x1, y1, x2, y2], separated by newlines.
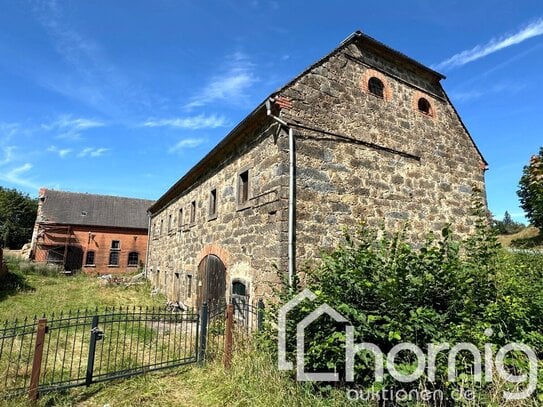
[38, 189, 154, 229]
[149, 30, 487, 214]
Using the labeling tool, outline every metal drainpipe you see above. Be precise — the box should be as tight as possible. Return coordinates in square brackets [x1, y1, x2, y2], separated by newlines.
[266, 98, 295, 289]
[144, 211, 152, 279]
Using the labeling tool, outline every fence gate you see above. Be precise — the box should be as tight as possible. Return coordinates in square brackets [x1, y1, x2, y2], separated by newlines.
[199, 298, 264, 363]
[0, 307, 199, 400]
[0, 298, 264, 401]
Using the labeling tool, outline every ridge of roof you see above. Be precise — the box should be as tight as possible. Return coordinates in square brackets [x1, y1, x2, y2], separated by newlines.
[149, 30, 483, 213]
[41, 188, 154, 203]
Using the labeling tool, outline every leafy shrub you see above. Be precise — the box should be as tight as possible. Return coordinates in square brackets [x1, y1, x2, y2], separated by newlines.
[518, 147, 543, 229]
[264, 212, 543, 403]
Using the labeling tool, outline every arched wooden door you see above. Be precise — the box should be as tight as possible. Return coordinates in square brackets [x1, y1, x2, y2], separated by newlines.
[196, 254, 226, 308]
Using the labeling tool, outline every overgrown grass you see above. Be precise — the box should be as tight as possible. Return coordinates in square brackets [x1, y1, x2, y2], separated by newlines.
[0, 256, 165, 321]
[6, 347, 362, 407]
[498, 226, 542, 249]
[7, 345, 541, 407]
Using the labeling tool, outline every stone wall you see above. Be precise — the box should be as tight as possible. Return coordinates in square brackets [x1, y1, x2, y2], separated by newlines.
[148, 37, 487, 305]
[279, 41, 486, 262]
[147, 123, 289, 306]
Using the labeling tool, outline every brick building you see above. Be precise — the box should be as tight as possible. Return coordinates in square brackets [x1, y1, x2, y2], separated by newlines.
[146, 31, 487, 307]
[30, 189, 153, 274]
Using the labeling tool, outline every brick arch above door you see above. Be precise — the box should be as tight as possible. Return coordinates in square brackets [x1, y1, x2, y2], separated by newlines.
[196, 244, 231, 270]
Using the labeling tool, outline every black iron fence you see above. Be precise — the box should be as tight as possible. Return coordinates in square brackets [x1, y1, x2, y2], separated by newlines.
[201, 298, 264, 363]
[0, 299, 263, 401]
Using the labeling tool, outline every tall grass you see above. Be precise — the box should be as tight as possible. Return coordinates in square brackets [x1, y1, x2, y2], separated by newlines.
[0, 256, 165, 321]
[5, 346, 363, 407]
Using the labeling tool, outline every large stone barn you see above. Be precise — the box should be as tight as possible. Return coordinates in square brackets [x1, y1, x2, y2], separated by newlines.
[146, 31, 487, 307]
[30, 188, 154, 274]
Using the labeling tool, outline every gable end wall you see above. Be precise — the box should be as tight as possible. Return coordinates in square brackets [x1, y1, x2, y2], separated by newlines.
[278, 42, 486, 263]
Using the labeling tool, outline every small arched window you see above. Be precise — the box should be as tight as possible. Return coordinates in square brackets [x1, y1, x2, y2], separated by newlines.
[128, 252, 139, 266]
[232, 280, 247, 296]
[418, 97, 432, 115]
[368, 77, 385, 98]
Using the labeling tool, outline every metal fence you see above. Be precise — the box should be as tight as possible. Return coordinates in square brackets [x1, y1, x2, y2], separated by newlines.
[0, 299, 263, 401]
[201, 298, 264, 364]
[0, 307, 199, 400]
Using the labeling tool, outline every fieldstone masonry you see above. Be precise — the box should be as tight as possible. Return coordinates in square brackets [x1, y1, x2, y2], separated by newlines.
[147, 32, 487, 307]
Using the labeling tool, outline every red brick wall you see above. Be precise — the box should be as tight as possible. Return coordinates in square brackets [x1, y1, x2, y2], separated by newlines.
[34, 225, 148, 274]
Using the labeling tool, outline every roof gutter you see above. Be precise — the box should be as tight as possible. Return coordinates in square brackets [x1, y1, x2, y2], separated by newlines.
[266, 98, 295, 290]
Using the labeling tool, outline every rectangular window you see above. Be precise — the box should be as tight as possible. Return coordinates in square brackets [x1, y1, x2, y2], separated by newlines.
[192, 201, 196, 222]
[209, 189, 217, 218]
[109, 251, 119, 266]
[111, 240, 120, 250]
[186, 274, 192, 298]
[238, 170, 249, 205]
[128, 252, 139, 266]
[160, 219, 163, 235]
[178, 208, 183, 229]
[168, 213, 172, 231]
[85, 251, 95, 266]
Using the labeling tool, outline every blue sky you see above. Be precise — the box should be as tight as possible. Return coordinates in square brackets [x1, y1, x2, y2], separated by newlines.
[0, 1, 542, 223]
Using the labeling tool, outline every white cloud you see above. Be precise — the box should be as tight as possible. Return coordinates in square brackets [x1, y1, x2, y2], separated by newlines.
[43, 114, 103, 131]
[185, 52, 258, 109]
[77, 147, 110, 157]
[0, 163, 39, 190]
[0, 122, 20, 142]
[434, 18, 543, 70]
[0, 146, 15, 165]
[47, 145, 72, 158]
[46, 115, 105, 131]
[450, 81, 527, 103]
[41, 115, 105, 141]
[169, 138, 206, 153]
[142, 114, 229, 130]
[31, 1, 159, 117]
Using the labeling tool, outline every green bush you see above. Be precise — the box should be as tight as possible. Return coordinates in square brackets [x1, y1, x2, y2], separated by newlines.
[264, 216, 543, 403]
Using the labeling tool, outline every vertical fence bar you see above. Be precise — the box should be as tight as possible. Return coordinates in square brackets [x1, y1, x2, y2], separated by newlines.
[257, 299, 264, 332]
[223, 304, 234, 369]
[198, 303, 208, 364]
[192, 309, 198, 362]
[85, 315, 99, 386]
[28, 318, 47, 401]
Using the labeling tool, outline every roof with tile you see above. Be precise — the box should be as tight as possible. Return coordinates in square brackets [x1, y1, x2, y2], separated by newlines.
[39, 189, 154, 229]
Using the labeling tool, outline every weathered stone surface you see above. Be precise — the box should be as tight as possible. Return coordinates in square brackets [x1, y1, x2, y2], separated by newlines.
[147, 35, 487, 307]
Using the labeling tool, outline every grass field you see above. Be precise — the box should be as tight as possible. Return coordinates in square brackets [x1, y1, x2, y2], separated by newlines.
[497, 226, 542, 249]
[0, 256, 165, 321]
[3, 254, 541, 406]
[5, 348, 358, 407]
[0, 256, 356, 407]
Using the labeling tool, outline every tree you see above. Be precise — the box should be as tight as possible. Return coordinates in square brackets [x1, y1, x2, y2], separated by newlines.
[0, 187, 37, 249]
[503, 210, 513, 229]
[491, 211, 525, 235]
[518, 147, 543, 229]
